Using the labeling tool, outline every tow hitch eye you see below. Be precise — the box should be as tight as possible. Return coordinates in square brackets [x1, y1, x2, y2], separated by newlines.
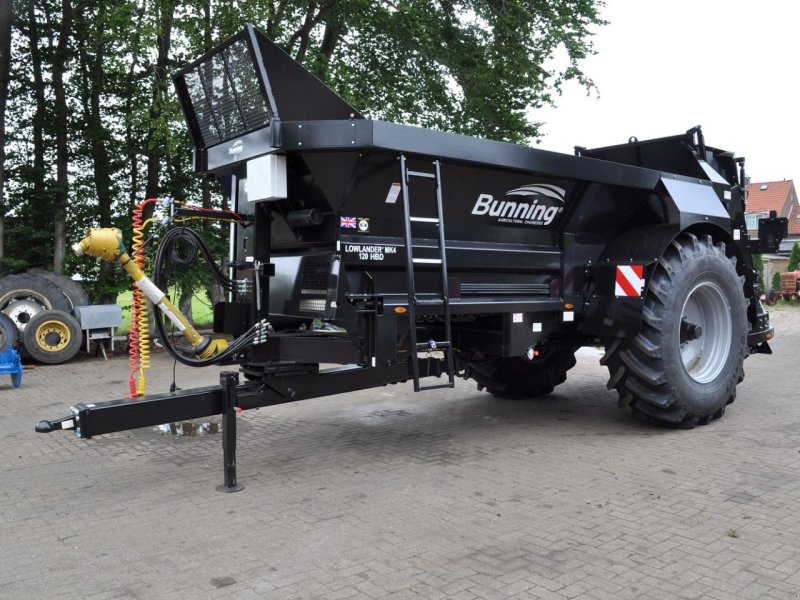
[681, 319, 703, 342]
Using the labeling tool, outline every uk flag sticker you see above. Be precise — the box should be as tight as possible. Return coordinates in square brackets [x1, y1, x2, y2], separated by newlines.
[340, 216, 357, 229]
[615, 265, 645, 297]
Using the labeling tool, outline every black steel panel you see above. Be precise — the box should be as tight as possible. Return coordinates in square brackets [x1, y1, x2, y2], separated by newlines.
[595, 223, 679, 264]
[417, 297, 565, 314]
[460, 283, 549, 295]
[206, 128, 275, 172]
[252, 30, 360, 122]
[247, 333, 361, 364]
[582, 295, 644, 338]
[661, 176, 728, 223]
[280, 120, 664, 191]
[502, 311, 559, 355]
[339, 237, 561, 271]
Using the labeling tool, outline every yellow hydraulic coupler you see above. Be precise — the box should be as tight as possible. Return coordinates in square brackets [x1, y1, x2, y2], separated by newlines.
[72, 227, 228, 359]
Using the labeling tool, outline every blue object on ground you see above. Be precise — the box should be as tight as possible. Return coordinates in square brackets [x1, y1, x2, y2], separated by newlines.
[0, 347, 23, 388]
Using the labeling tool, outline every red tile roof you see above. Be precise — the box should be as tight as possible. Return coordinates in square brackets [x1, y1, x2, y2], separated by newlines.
[788, 203, 800, 236]
[745, 180, 795, 215]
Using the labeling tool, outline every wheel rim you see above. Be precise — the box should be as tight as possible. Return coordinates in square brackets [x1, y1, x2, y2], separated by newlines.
[679, 281, 732, 383]
[34, 319, 72, 352]
[1, 290, 52, 331]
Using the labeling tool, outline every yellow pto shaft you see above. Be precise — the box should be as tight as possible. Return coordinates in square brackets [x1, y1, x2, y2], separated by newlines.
[72, 227, 228, 359]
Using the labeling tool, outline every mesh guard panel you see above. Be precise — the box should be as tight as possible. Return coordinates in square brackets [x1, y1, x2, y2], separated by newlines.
[182, 38, 270, 147]
[296, 262, 330, 316]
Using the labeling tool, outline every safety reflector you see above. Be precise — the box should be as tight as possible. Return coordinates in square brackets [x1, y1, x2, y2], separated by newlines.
[615, 265, 645, 297]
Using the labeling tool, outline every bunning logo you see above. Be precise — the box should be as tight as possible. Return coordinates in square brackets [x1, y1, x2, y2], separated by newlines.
[228, 139, 243, 156]
[471, 183, 566, 227]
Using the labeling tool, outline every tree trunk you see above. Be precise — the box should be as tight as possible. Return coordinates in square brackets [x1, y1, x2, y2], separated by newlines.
[0, 1, 12, 260]
[313, 18, 342, 80]
[51, 0, 74, 274]
[124, 4, 145, 209]
[178, 284, 193, 324]
[83, 8, 112, 226]
[290, 7, 317, 64]
[26, 5, 48, 227]
[76, 4, 117, 302]
[144, 0, 177, 202]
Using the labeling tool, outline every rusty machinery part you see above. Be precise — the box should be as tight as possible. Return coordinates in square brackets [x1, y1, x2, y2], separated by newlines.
[0, 274, 71, 333]
[22, 309, 82, 365]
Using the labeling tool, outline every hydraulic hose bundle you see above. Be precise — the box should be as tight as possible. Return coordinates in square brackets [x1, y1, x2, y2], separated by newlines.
[151, 226, 250, 367]
[149, 223, 268, 366]
[148, 203, 246, 365]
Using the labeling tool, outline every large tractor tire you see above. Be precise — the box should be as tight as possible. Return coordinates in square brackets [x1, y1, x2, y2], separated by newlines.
[27, 269, 90, 309]
[0, 312, 18, 353]
[0, 274, 71, 333]
[22, 309, 82, 365]
[602, 233, 747, 428]
[466, 345, 578, 399]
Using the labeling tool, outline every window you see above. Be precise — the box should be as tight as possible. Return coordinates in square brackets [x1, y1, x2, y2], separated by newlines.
[745, 212, 768, 230]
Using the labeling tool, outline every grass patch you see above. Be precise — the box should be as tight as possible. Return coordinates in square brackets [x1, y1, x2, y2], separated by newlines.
[117, 289, 214, 334]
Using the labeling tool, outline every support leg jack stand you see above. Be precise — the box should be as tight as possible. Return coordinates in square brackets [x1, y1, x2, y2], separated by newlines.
[216, 371, 244, 493]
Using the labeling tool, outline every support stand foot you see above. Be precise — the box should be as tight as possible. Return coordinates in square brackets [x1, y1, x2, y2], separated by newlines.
[215, 483, 245, 493]
[217, 371, 245, 493]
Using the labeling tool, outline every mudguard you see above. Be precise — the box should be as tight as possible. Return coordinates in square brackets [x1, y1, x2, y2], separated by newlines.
[582, 223, 678, 338]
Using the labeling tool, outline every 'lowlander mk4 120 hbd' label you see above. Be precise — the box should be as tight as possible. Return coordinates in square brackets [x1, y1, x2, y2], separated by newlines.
[343, 244, 398, 262]
[471, 183, 566, 227]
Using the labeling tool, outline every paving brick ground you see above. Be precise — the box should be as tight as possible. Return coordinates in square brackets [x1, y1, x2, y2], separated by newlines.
[2, 307, 799, 600]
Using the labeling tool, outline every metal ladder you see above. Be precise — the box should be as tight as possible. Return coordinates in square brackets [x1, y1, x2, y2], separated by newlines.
[399, 154, 455, 391]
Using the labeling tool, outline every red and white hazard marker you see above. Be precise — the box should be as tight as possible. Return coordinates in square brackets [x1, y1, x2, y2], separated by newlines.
[615, 265, 645, 297]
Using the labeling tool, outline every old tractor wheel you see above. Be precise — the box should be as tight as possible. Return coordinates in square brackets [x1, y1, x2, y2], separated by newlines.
[602, 233, 747, 428]
[27, 269, 90, 309]
[467, 345, 578, 399]
[22, 310, 82, 365]
[0, 274, 72, 334]
[0, 312, 18, 353]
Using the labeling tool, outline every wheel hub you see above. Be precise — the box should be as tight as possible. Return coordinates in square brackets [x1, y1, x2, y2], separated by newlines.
[680, 318, 703, 342]
[35, 320, 71, 352]
[3, 298, 47, 331]
[679, 281, 732, 384]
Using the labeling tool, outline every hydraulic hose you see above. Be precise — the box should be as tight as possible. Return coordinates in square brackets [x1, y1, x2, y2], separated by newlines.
[154, 227, 235, 293]
[128, 199, 158, 396]
[151, 226, 242, 366]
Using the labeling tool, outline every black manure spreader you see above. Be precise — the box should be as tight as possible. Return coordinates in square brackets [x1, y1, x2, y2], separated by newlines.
[37, 25, 786, 490]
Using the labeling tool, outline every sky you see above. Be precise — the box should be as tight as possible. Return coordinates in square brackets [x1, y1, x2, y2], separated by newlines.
[535, 0, 799, 184]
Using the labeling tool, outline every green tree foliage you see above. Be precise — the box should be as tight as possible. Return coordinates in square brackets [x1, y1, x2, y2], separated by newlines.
[788, 242, 800, 272]
[772, 270, 781, 293]
[2, 0, 606, 297]
[310, 0, 604, 142]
